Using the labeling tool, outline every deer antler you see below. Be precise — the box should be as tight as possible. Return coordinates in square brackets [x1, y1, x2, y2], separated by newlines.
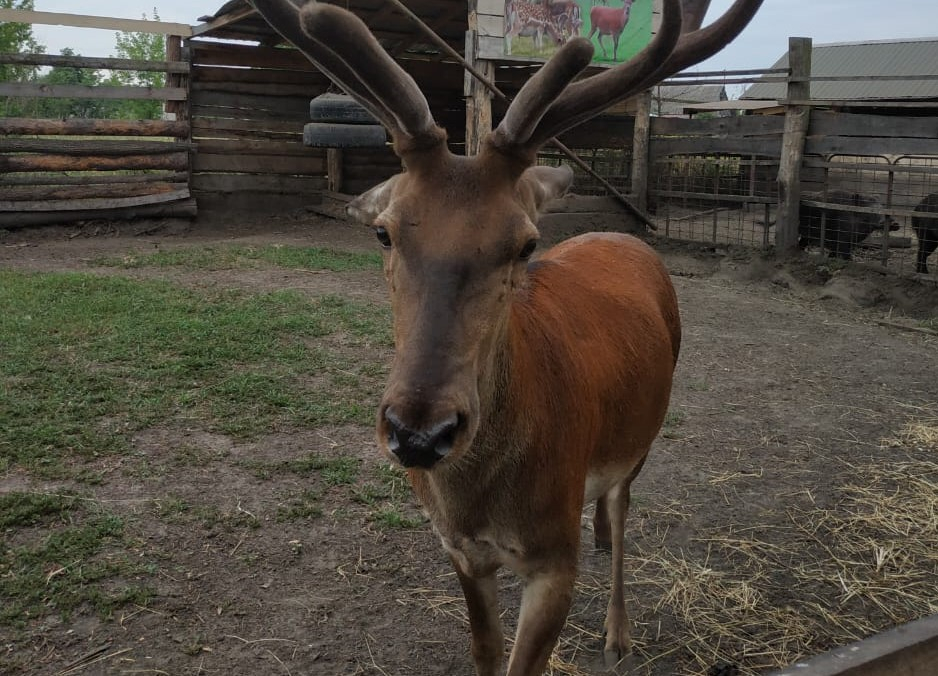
[507, 0, 763, 153]
[249, 0, 444, 153]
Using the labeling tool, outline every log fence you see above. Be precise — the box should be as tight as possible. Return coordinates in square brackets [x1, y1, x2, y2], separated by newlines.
[0, 10, 194, 227]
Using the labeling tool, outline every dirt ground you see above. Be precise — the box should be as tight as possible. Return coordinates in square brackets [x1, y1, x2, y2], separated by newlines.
[1, 209, 937, 676]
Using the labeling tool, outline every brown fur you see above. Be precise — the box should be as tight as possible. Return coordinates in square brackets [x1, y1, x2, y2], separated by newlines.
[246, 1, 763, 673]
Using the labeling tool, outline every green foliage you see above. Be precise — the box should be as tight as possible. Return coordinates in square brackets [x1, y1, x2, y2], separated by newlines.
[0, 0, 45, 117]
[106, 8, 166, 120]
[32, 47, 117, 119]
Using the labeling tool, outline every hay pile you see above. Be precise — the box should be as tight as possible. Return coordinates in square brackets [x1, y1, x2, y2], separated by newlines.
[412, 415, 938, 675]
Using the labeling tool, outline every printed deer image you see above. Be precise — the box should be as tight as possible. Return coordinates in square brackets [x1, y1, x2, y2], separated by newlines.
[505, 0, 566, 54]
[589, 1, 635, 61]
[250, 0, 762, 673]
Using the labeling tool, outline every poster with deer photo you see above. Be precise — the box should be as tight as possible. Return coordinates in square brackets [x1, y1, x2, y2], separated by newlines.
[503, 0, 654, 65]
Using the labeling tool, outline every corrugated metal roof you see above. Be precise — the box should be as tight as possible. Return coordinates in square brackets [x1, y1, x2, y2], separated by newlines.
[651, 84, 727, 115]
[742, 37, 938, 101]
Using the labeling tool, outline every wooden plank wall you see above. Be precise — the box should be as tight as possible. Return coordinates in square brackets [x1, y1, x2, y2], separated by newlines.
[0, 45, 195, 228]
[189, 41, 447, 210]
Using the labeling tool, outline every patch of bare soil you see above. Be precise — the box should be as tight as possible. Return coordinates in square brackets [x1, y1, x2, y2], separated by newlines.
[1, 210, 937, 675]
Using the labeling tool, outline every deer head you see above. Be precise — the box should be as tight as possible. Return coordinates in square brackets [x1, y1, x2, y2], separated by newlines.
[250, 0, 763, 470]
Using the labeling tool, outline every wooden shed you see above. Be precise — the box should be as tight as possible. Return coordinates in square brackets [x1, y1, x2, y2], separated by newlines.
[188, 0, 652, 213]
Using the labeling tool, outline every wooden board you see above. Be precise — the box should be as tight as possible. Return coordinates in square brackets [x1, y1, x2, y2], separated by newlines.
[805, 135, 938, 157]
[195, 139, 316, 158]
[191, 174, 326, 195]
[0, 189, 191, 212]
[0, 8, 191, 36]
[0, 117, 188, 138]
[192, 154, 325, 176]
[0, 82, 187, 101]
[0, 52, 189, 73]
[651, 136, 783, 159]
[0, 138, 191, 156]
[651, 115, 786, 137]
[0, 198, 197, 228]
[810, 110, 938, 139]
[769, 613, 938, 676]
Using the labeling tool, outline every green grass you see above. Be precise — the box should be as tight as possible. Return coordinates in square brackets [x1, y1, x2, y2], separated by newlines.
[92, 244, 382, 272]
[0, 497, 151, 628]
[0, 270, 391, 476]
[0, 492, 78, 529]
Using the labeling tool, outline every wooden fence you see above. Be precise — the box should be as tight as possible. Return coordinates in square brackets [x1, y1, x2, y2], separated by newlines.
[187, 39, 416, 212]
[0, 10, 195, 227]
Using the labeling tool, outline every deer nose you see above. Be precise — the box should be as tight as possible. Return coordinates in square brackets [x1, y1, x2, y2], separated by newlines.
[384, 408, 460, 469]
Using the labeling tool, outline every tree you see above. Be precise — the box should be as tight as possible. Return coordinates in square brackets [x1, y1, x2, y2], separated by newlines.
[107, 8, 166, 120]
[0, 0, 46, 117]
[34, 47, 114, 119]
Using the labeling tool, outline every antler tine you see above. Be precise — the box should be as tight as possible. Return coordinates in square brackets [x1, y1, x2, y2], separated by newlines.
[522, 0, 684, 151]
[636, 0, 765, 90]
[297, 3, 441, 146]
[251, 1, 441, 150]
[250, 1, 395, 132]
[491, 38, 594, 154]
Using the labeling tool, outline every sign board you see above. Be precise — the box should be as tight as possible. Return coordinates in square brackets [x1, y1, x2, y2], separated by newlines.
[477, 0, 659, 66]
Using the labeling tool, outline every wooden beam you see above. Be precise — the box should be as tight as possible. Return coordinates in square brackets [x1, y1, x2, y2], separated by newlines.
[191, 7, 258, 37]
[0, 198, 197, 228]
[0, 189, 191, 212]
[0, 153, 188, 173]
[0, 52, 189, 73]
[0, 182, 186, 202]
[0, 83, 187, 101]
[769, 614, 938, 676]
[0, 8, 191, 36]
[0, 172, 189, 187]
[630, 90, 652, 213]
[0, 117, 189, 138]
[776, 37, 812, 253]
[0, 138, 191, 156]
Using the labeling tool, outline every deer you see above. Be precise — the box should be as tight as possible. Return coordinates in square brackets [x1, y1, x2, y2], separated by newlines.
[589, 1, 635, 61]
[249, 0, 762, 673]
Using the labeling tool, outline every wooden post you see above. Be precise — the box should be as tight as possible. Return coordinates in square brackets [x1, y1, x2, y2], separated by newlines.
[630, 89, 652, 213]
[775, 37, 812, 252]
[327, 149, 344, 193]
[465, 2, 494, 156]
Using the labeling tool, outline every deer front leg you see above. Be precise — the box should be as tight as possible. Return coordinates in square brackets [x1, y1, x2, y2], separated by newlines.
[452, 558, 504, 676]
[505, 564, 577, 676]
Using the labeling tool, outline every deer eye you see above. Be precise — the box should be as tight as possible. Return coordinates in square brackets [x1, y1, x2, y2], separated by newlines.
[519, 238, 537, 260]
[375, 226, 392, 249]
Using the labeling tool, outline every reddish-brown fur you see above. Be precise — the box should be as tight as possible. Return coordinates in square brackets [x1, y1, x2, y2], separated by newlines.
[248, 1, 762, 673]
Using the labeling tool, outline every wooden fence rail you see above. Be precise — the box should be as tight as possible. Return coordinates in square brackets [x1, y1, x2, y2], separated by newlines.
[0, 10, 194, 226]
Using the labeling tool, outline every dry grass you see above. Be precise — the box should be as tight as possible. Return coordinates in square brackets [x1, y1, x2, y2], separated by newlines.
[409, 412, 938, 675]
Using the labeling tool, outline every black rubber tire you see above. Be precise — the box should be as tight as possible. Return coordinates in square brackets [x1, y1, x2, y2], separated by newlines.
[303, 122, 388, 148]
[309, 93, 377, 124]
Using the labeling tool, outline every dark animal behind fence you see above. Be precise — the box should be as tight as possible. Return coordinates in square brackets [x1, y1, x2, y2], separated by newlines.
[798, 190, 898, 260]
[912, 192, 938, 274]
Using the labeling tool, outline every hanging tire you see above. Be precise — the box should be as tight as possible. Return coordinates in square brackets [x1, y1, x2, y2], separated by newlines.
[309, 93, 377, 124]
[303, 122, 388, 148]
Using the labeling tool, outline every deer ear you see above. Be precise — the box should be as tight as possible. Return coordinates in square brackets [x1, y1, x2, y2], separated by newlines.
[346, 175, 401, 224]
[521, 164, 574, 214]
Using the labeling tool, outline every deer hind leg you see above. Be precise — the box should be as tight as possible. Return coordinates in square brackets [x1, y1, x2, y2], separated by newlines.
[452, 560, 504, 676]
[602, 456, 646, 667]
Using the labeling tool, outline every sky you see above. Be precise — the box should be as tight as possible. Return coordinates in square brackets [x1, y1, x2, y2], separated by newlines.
[24, 0, 938, 75]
